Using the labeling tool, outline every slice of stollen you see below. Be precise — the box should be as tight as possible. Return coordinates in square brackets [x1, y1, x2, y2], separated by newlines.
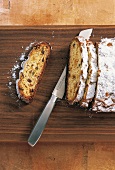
[16, 42, 51, 103]
[74, 37, 89, 103]
[80, 41, 98, 107]
[66, 36, 89, 104]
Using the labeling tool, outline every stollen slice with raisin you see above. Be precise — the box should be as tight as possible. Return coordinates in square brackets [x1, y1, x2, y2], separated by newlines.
[66, 36, 89, 104]
[16, 42, 51, 103]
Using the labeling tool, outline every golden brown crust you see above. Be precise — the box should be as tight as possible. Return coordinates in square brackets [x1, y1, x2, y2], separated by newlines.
[16, 42, 51, 103]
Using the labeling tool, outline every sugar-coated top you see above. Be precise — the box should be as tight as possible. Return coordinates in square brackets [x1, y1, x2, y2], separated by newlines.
[75, 36, 89, 102]
[93, 38, 115, 112]
[81, 41, 98, 107]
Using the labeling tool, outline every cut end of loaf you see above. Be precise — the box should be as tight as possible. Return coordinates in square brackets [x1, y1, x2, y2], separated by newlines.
[66, 37, 84, 104]
[66, 35, 115, 112]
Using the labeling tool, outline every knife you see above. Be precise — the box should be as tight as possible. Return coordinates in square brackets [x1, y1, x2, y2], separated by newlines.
[28, 28, 93, 147]
[28, 66, 67, 146]
[79, 28, 93, 40]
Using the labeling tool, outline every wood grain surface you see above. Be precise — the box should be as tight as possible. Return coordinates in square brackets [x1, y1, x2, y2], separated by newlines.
[0, 25, 115, 142]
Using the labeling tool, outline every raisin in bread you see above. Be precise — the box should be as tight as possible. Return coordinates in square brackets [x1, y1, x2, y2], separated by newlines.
[80, 41, 98, 107]
[66, 36, 88, 104]
[16, 42, 51, 103]
[92, 38, 115, 112]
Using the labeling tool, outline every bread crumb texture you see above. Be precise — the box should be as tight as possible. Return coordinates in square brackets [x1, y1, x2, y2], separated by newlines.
[66, 38, 82, 104]
[66, 36, 88, 104]
[17, 42, 51, 103]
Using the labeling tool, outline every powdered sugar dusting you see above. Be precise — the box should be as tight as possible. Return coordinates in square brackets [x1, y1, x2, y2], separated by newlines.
[20, 53, 25, 61]
[75, 36, 89, 102]
[80, 41, 98, 107]
[52, 31, 55, 38]
[92, 38, 115, 112]
[7, 41, 37, 105]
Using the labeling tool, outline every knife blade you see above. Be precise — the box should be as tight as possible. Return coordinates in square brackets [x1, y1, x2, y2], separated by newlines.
[79, 28, 93, 40]
[28, 66, 67, 146]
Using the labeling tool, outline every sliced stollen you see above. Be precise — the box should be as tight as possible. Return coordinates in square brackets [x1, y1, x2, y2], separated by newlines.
[80, 41, 98, 107]
[66, 36, 89, 104]
[74, 37, 89, 103]
[16, 42, 51, 103]
[92, 38, 115, 112]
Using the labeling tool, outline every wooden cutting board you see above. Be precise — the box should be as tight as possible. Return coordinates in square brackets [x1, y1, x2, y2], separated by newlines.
[0, 26, 115, 143]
